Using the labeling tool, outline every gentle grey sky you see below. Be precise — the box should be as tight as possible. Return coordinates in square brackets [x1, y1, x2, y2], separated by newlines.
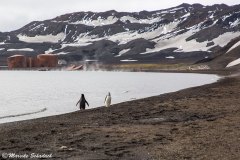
[0, 0, 239, 32]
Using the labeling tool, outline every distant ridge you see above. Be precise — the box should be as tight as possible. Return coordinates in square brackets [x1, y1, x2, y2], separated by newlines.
[0, 3, 240, 69]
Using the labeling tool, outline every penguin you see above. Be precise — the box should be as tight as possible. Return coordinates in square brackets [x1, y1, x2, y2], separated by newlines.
[104, 92, 111, 107]
[76, 94, 89, 110]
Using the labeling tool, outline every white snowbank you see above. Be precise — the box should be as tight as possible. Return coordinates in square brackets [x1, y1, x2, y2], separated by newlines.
[74, 21, 179, 45]
[209, 14, 214, 19]
[108, 21, 179, 44]
[213, 32, 240, 47]
[56, 52, 69, 55]
[68, 15, 162, 26]
[7, 48, 34, 52]
[165, 56, 175, 59]
[226, 58, 240, 68]
[17, 33, 65, 43]
[230, 19, 240, 28]
[141, 29, 204, 53]
[76, 33, 104, 44]
[226, 40, 240, 53]
[74, 19, 177, 45]
[120, 59, 138, 62]
[9, 55, 24, 58]
[120, 16, 161, 24]
[30, 24, 44, 31]
[141, 31, 240, 54]
[181, 13, 190, 18]
[85, 59, 98, 62]
[45, 48, 56, 54]
[222, 14, 232, 21]
[61, 42, 92, 48]
[116, 49, 130, 57]
[70, 16, 118, 26]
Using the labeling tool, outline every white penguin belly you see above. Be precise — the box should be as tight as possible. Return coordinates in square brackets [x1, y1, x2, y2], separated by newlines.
[105, 96, 111, 107]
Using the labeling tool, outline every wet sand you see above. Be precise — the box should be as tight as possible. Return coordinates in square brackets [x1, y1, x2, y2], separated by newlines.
[0, 71, 240, 159]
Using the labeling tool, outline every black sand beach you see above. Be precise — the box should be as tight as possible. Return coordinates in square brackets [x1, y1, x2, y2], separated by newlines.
[0, 70, 240, 160]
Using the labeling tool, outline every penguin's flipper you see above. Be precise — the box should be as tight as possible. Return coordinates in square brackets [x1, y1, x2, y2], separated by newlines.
[104, 95, 107, 103]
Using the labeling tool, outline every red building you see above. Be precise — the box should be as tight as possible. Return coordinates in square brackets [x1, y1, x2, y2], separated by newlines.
[7, 54, 58, 69]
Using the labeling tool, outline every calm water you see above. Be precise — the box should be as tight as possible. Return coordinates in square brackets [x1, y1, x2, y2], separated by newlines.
[0, 71, 219, 123]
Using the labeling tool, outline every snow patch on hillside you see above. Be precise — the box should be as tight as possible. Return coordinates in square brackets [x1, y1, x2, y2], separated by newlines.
[45, 48, 56, 54]
[108, 21, 179, 44]
[213, 32, 240, 47]
[69, 15, 163, 26]
[61, 43, 92, 48]
[76, 33, 104, 44]
[120, 59, 138, 62]
[166, 56, 175, 59]
[17, 33, 65, 43]
[181, 13, 190, 18]
[56, 52, 70, 55]
[230, 19, 240, 28]
[226, 40, 240, 53]
[7, 48, 34, 52]
[116, 49, 130, 57]
[222, 14, 232, 21]
[120, 16, 162, 24]
[29, 23, 44, 31]
[142, 30, 206, 53]
[85, 59, 98, 62]
[70, 16, 118, 26]
[73, 21, 240, 54]
[226, 58, 240, 67]
[141, 31, 240, 54]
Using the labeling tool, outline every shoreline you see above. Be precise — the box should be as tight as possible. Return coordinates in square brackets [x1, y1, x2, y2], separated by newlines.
[0, 71, 220, 124]
[0, 70, 224, 124]
[0, 70, 240, 159]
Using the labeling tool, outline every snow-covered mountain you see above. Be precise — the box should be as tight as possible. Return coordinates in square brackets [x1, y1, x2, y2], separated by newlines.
[0, 3, 240, 68]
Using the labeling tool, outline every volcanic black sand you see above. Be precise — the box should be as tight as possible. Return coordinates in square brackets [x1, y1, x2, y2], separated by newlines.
[0, 70, 240, 160]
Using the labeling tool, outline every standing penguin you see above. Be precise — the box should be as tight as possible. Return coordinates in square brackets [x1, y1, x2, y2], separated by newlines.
[76, 94, 89, 110]
[104, 92, 111, 107]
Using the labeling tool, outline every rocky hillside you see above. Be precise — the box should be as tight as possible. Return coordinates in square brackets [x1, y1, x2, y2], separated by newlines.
[208, 35, 240, 69]
[0, 3, 240, 69]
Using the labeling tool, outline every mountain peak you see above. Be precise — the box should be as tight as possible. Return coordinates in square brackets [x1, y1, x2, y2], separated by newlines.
[192, 3, 204, 8]
[178, 3, 191, 8]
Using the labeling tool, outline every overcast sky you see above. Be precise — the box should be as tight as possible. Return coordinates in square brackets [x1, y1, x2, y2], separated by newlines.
[0, 0, 239, 32]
